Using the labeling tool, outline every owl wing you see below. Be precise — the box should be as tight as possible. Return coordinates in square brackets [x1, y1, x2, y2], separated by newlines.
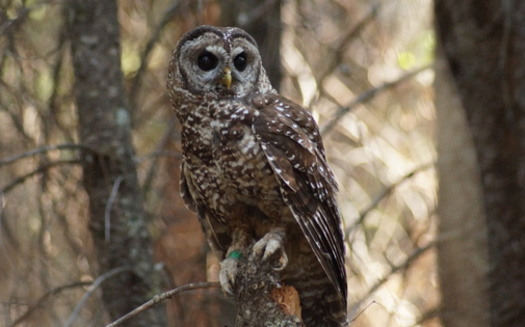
[180, 161, 196, 211]
[251, 94, 347, 303]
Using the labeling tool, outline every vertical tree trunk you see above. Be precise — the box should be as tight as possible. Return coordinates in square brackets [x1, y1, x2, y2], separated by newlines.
[435, 1, 525, 325]
[220, 0, 282, 90]
[68, 1, 166, 325]
[434, 51, 490, 327]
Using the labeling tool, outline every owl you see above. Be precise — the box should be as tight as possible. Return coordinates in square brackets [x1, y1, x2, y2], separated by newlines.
[167, 25, 347, 327]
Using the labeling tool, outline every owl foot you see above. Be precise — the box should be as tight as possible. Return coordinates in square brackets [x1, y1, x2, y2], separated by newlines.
[219, 256, 239, 296]
[252, 228, 288, 271]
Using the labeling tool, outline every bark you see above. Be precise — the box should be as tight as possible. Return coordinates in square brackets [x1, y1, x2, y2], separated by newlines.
[434, 51, 490, 326]
[435, 1, 525, 325]
[220, 0, 282, 90]
[234, 245, 303, 327]
[68, 1, 166, 325]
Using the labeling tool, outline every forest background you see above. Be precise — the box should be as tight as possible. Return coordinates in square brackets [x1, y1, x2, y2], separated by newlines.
[2, 0, 523, 326]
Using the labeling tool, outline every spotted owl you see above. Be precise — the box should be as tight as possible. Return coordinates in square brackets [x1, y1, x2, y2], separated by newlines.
[167, 25, 347, 327]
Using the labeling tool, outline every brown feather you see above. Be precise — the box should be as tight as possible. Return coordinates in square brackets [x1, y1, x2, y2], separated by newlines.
[168, 25, 347, 327]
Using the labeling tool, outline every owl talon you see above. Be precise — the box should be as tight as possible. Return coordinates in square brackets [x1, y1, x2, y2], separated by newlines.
[170, 25, 348, 324]
[219, 257, 239, 296]
[252, 229, 288, 271]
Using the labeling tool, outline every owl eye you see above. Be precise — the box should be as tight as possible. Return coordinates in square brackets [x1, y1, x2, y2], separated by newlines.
[233, 52, 248, 72]
[197, 51, 218, 71]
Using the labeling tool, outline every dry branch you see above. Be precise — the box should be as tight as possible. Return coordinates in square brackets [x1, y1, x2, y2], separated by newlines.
[9, 282, 91, 327]
[139, 116, 180, 197]
[345, 161, 435, 239]
[105, 282, 220, 327]
[0, 159, 82, 194]
[317, 4, 381, 85]
[321, 65, 432, 135]
[0, 144, 93, 167]
[233, 245, 303, 327]
[349, 241, 436, 316]
[104, 245, 305, 327]
[129, 0, 181, 106]
[64, 267, 132, 327]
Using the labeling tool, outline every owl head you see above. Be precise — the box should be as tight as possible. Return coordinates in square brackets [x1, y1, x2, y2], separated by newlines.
[167, 25, 275, 106]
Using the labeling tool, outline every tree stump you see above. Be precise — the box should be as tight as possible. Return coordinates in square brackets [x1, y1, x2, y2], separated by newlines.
[233, 245, 303, 327]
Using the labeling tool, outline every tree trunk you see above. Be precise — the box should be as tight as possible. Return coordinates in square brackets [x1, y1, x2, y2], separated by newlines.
[220, 0, 282, 90]
[68, 1, 166, 325]
[434, 50, 490, 327]
[234, 244, 303, 327]
[435, 1, 525, 325]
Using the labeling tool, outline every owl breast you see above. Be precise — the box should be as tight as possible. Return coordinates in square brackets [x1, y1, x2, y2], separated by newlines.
[181, 98, 285, 224]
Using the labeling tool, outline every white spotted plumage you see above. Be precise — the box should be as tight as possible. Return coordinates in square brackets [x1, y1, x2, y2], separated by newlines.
[167, 25, 347, 327]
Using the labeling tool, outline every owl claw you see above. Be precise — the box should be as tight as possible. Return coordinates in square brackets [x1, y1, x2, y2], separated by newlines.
[219, 257, 238, 296]
[220, 229, 288, 295]
[252, 229, 288, 271]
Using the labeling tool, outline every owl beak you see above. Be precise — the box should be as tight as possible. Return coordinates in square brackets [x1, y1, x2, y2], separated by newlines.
[221, 67, 232, 89]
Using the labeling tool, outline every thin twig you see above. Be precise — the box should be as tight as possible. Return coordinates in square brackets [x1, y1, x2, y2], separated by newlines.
[104, 281, 221, 327]
[349, 241, 436, 317]
[64, 267, 132, 327]
[129, 0, 181, 107]
[0, 143, 93, 167]
[140, 116, 179, 198]
[318, 4, 380, 84]
[104, 176, 124, 242]
[47, 29, 76, 141]
[349, 300, 378, 324]
[0, 159, 82, 195]
[9, 281, 92, 327]
[321, 65, 432, 135]
[345, 161, 435, 240]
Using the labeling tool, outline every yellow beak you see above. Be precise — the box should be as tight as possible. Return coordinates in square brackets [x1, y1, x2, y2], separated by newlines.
[221, 67, 232, 89]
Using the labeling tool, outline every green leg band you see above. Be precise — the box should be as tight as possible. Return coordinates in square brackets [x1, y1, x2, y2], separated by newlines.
[228, 250, 242, 260]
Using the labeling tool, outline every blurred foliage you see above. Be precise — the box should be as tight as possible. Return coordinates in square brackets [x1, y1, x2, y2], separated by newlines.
[0, 0, 438, 326]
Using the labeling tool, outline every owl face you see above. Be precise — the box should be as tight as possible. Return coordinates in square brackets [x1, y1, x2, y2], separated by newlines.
[171, 25, 271, 99]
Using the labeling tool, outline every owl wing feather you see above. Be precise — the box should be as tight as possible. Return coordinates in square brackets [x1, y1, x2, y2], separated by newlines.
[251, 95, 347, 304]
[180, 162, 196, 211]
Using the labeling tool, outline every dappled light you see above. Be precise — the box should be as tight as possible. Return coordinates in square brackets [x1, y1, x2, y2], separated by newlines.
[0, 0, 438, 326]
